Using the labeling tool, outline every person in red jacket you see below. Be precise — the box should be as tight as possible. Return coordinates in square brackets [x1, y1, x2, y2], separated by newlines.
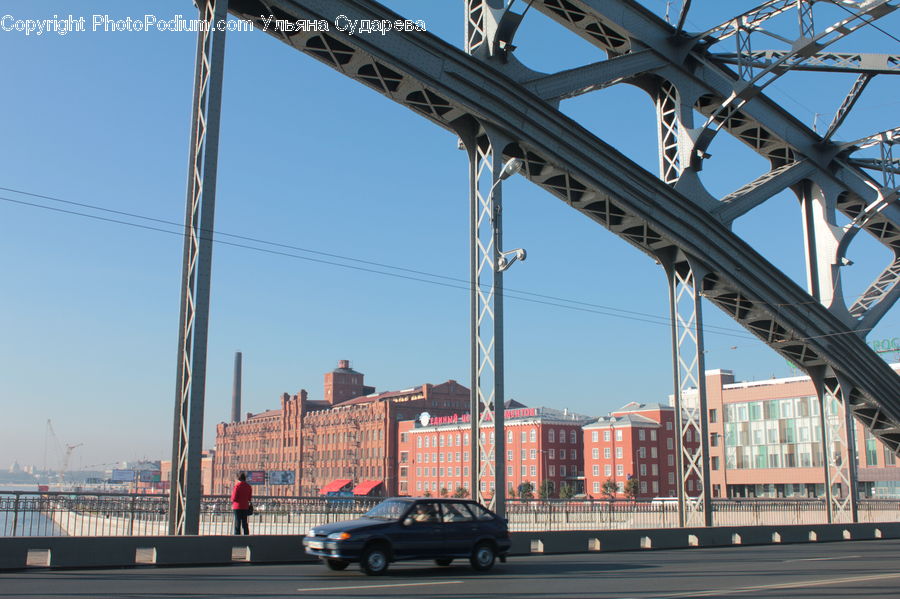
[231, 472, 252, 535]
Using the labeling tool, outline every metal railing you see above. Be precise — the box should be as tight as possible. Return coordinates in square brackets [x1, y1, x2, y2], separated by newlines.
[2, 491, 898, 536]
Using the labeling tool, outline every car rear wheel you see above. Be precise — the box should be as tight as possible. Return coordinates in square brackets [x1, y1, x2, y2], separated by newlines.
[360, 544, 390, 576]
[435, 558, 453, 566]
[324, 558, 349, 571]
[470, 542, 496, 572]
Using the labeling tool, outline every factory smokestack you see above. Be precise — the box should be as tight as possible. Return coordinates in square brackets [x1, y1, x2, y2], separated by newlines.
[231, 352, 242, 422]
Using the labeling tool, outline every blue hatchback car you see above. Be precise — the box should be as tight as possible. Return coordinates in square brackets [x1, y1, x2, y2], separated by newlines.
[303, 497, 511, 575]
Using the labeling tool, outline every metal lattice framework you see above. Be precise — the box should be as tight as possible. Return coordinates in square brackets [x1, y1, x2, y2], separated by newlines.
[665, 257, 713, 527]
[169, 0, 900, 530]
[169, 0, 227, 535]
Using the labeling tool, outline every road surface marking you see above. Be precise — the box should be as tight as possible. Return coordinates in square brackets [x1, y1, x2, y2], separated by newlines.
[297, 580, 464, 592]
[638, 572, 900, 598]
[782, 554, 861, 562]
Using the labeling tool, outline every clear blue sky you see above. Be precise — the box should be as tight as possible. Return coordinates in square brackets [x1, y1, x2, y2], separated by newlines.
[1, 1, 898, 470]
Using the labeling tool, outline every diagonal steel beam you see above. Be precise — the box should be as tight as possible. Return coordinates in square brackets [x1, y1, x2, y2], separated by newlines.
[711, 52, 900, 75]
[523, 49, 667, 101]
[714, 160, 817, 223]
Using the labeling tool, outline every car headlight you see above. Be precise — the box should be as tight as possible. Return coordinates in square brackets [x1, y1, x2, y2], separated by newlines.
[306, 529, 317, 537]
[327, 532, 352, 540]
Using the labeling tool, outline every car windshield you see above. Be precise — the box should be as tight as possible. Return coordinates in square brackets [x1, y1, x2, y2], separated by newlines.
[364, 499, 411, 520]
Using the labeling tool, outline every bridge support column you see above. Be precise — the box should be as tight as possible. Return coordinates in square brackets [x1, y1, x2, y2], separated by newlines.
[811, 370, 860, 523]
[169, 0, 228, 536]
[459, 121, 514, 517]
[661, 255, 713, 527]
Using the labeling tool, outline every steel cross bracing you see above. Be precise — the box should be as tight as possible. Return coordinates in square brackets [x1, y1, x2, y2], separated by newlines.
[664, 258, 713, 527]
[223, 0, 900, 517]
[170, 0, 227, 535]
[811, 371, 860, 523]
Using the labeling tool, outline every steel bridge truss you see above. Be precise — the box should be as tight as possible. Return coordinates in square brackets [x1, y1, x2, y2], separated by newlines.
[168, 0, 900, 531]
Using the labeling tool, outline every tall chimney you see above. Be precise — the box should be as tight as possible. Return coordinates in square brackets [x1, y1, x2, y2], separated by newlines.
[231, 351, 242, 422]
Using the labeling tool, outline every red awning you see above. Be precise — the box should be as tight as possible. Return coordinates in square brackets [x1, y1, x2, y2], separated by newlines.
[319, 479, 352, 495]
[352, 480, 383, 495]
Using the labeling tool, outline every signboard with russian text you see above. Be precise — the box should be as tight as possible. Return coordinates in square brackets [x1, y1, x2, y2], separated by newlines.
[268, 470, 295, 485]
[247, 470, 266, 485]
[111, 469, 135, 482]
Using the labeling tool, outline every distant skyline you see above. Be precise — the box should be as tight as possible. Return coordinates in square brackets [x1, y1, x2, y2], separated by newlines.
[1, 1, 898, 469]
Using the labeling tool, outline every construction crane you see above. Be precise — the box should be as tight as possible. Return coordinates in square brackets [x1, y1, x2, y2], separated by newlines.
[44, 420, 82, 485]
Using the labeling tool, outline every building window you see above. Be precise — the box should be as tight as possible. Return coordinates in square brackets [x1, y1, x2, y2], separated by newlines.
[615, 447, 623, 459]
[640, 481, 647, 494]
[651, 430, 657, 441]
[592, 465, 599, 476]
[561, 449, 567, 460]
[570, 430, 576, 444]
[651, 447, 657, 458]
[710, 434, 719, 447]
[593, 481, 600, 493]
[416, 467, 422, 476]
[508, 430, 513, 443]
[604, 448, 611, 459]
[440, 468, 444, 477]
[561, 465, 567, 477]
[417, 437, 422, 448]
[652, 481, 659, 493]
[572, 449, 577, 460]
[425, 437, 429, 448]
[550, 465, 556, 476]
[464, 434, 469, 446]
[638, 429, 645, 441]
[464, 452, 469, 461]
[456, 452, 461, 462]
[615, 430, 623, 441]
[424, 454, 429, 464]
[507, 450, 513, 461]
[667, 438, 674, 450]
[521, 465, 527, 475]
[530, 466, 537, 476]
[591, 430, 598, 442]
[521, 431, 527, 443]
[711, 456, 720, 470]
[668, 473, 675, 484]
[666, 421, 672, 430]
[521, 449, 526, 460]
[549, 429, 556, 443]
[530, 449, 536, 460]
[549, 449, 555, 460]
[709, 409, 718, 423]
[616, 464, 624, 476]
[417, 482, 422, 490]
[604, 430, 611, 442]
[530, 430, 537, 443]
[638, 447, 646, 459]
[667, 455, 674, 466]
[652, 464, 658, 475]
[639, 464, 646, 476]
[592, 448, 599, 459]
[507, 465, 513, 476]
[401, 433, 408, 444]
[604, 465, 612, 476]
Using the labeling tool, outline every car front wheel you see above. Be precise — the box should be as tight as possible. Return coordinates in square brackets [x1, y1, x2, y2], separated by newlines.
[360, 544, 390, 576]
[324, 558, 349, 571]
[470, 542, 496, 572]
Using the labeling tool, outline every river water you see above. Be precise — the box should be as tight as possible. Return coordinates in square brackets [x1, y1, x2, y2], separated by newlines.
[1, 485, 67, 537]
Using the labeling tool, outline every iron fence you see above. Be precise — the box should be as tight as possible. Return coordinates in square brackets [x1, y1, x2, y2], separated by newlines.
[1, 491, 898, 536]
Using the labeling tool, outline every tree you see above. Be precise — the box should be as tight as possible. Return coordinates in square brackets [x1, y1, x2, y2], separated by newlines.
[601, 478, 618, 500]
[517, 481, 534, 500]
[624, 477, 639, 500]
[558, 482, 575, 499]
[538, 480, 554, 499]
[423, 489, 432, 498]
[452, 486, 468, 498]
[440, 487, 449, 498]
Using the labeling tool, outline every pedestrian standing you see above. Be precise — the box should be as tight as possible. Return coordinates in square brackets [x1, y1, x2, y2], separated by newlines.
[231, 471, 252, 535]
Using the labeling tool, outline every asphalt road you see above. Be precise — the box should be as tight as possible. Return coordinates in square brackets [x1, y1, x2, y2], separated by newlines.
[3, 540, 900, 598]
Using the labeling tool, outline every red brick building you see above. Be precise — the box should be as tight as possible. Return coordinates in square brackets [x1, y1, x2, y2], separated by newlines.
[397, 404, 592, 498]
[582, 403, 681, 499]
[212, 360, 469, 496]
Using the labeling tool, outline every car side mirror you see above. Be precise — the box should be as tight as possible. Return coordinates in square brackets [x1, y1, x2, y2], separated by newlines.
[403, 517, 413, 527]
